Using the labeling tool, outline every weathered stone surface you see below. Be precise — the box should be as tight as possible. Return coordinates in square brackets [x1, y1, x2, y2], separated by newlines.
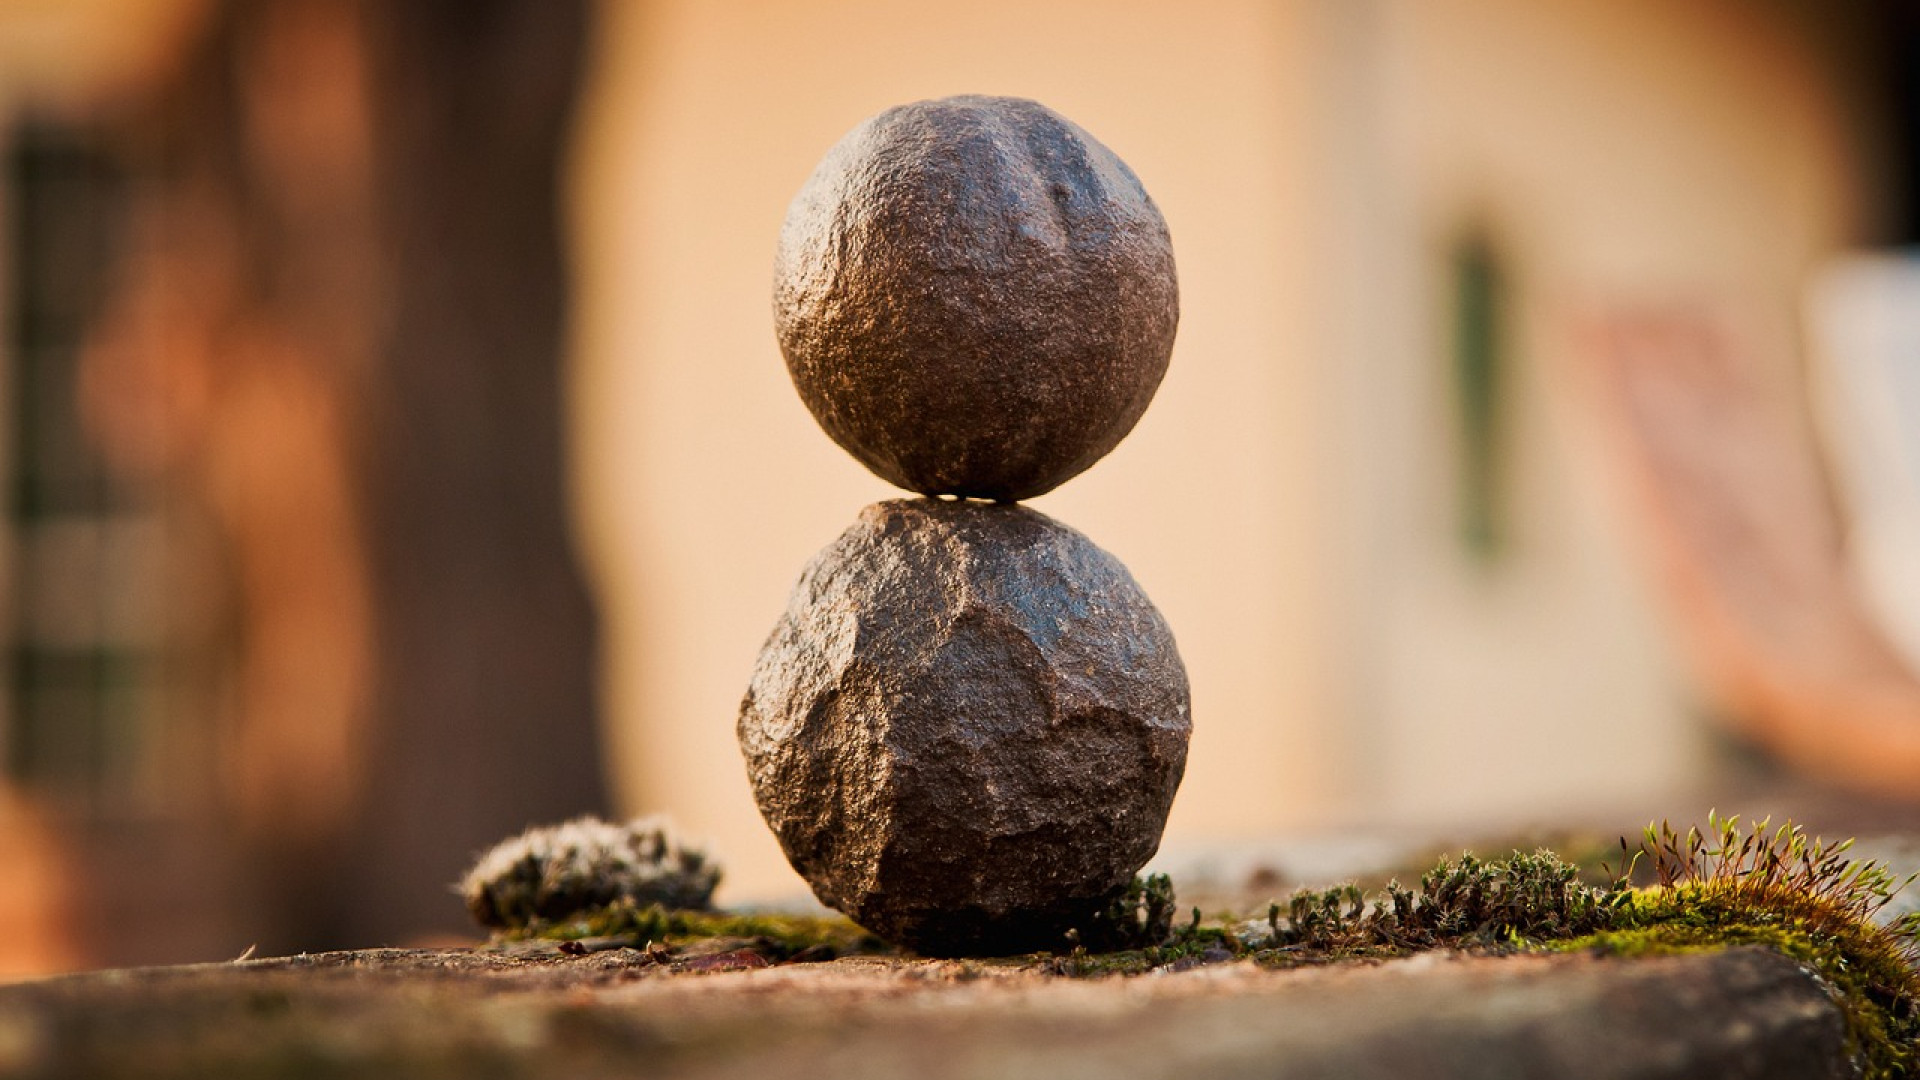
[0, 947, 1849, 1079]
[738, 498, 1190, 955]
[773, 95, 1178, 502]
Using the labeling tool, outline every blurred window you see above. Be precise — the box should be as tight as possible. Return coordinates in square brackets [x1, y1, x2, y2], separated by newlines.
[3, 117, 165, 815]
[1449, 226, 1510, 564]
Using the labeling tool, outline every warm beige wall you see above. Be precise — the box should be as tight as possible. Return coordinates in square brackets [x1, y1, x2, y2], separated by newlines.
[571, 0, 1340, 900]
[0, 0, 204, 108]
[1342, 0, 1867, 827]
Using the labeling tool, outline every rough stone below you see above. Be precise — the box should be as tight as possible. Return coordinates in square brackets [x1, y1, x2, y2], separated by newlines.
[738, 498, 1191, 956]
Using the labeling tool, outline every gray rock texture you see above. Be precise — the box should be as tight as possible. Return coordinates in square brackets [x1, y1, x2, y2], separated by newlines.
[773, 95, 1178, 502]
[738, 498, 1190, 955]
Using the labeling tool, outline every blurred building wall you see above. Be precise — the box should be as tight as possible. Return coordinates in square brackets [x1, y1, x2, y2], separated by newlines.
[1333, 0, 1875, 821]
[571, 0, 1884, 901]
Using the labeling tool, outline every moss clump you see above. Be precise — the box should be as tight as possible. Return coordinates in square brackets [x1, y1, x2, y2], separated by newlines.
[1045, 930, 1236, 977]
[1049, 889, 1239, 976]
[1245, 848, 1626, 967]
[460, 816, 721, 930]
[460, 817, 888, 963]
[1565, 915, 1909, 1077]
[1553, 815, 1920, 1080]
[1230, 815, 1918, 1079]
[1074, 873, 1180, 951]
[497, 899, 889, 961]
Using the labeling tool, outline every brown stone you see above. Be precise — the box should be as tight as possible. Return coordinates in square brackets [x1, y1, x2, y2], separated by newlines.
[737, 498, 1191, 955]
[773, 95, 1179, 502]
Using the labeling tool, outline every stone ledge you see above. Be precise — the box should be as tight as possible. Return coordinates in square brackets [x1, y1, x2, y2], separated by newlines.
[0, 945, 1846, 1079]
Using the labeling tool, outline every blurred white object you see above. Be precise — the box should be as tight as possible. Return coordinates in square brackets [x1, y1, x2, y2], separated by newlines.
[1807, 251, 1920, 675]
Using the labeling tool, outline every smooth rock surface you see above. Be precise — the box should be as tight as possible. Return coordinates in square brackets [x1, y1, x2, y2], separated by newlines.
[774, 95, 1178, 502]
[738, 498, 1190, 955]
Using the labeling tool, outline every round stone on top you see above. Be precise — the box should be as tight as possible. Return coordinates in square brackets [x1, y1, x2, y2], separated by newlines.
[773, 95, 1179, 503]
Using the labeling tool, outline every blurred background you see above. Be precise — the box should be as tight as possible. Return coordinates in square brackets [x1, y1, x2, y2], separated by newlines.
[0, 0, 1917, 976]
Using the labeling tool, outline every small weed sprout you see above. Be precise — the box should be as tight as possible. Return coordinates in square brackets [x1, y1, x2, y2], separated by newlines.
[1048, 873, 1240, 975]
[1630, 812, 1917, 937]
[460, 815, 721, 931]
[1077, 873, 1178, 951]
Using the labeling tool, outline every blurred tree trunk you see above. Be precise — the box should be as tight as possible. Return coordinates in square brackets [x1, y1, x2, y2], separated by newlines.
[111, 0, 608, 949]
[347, 0, 609, 946]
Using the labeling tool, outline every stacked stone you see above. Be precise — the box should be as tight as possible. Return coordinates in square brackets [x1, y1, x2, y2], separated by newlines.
[739, 96, 1191, 957]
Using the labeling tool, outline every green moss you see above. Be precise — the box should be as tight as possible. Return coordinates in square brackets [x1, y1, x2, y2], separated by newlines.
[1554, 882, 1919, 1080]
[1070, 873, 1180, 951]
[1606, 817, 1919, 1080]
[1226, 815, 1920, 1078]
[1047, 922, 1238, 977]
[1247, 848, 1626, 962]
[1561, 916, 1911, 1078]
[500, 900, 889, 960]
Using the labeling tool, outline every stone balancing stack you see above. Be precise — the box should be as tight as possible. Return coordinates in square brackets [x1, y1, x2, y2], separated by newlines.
[739, 95, 1190, 957]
